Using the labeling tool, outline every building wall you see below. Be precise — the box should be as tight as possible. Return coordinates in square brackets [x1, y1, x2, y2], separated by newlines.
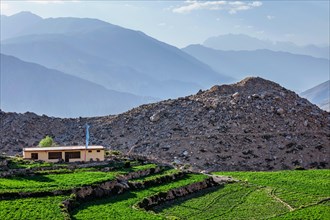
[23, 149, 105, 162]
[84, 149, 105, 162]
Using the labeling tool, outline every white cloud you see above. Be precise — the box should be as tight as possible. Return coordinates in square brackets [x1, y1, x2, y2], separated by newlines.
[158, 22, 166, 26]
[0, 2, 9, 10]
[0, 2, 11, 15]
[173, 1, 262, 14]
[267, 15, 275, 20]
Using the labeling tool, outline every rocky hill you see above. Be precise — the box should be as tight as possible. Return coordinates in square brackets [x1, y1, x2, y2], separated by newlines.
[1, 77, 329, 171]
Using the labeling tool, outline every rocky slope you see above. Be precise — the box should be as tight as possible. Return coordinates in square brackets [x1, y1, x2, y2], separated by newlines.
[1, 77, 329, 171]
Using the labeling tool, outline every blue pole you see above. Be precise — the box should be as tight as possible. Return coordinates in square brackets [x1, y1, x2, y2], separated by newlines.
[86, 123, 90, 149]
[85, 123, 90, 162]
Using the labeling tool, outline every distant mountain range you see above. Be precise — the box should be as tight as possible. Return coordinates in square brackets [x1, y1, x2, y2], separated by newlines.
[203, 34, 329, 59]
[182, 44, 329, 93]
[1, 54, 155, 118]
[1, 11, 233, 100]
[301, 80, 330, 112]
[1, 12, 328, 117]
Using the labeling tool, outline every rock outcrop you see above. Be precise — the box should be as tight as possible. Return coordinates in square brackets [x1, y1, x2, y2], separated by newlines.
[1, 77, 329, 171]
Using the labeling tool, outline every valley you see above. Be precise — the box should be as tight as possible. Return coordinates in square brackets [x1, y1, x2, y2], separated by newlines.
[1, 5, 329, 219]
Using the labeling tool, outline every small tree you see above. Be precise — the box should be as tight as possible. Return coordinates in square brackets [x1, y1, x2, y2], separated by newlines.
[39, 136, 54, 147]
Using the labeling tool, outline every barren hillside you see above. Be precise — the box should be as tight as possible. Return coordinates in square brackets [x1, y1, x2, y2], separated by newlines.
[1, 77, 329, 171]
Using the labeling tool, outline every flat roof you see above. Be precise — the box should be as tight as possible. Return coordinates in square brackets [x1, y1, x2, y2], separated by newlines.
[23, 146, 105, 152]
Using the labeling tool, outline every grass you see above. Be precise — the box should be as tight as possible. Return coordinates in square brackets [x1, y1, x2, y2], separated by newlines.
[0, 164, 157, 193]
[272, 201, 330, 219]
[1, 162, 328, 219]
[71, 173, 208, 220]
[214, 169, 330, 208]
[153, 169, 330, 220]
[0, 196, 66, 220]
[213, 169, 330, 219]
[154, 183, 288, 219]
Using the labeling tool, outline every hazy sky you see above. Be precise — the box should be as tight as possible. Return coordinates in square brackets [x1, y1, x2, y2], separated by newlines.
[1, 0, 329, 48]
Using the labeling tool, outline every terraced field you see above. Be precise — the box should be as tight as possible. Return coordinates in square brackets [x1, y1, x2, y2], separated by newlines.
[72, 173, 207, 220]
[153, 169, 330, 219]
[0, 164, 156, 193]
[0, 157, 329, 220]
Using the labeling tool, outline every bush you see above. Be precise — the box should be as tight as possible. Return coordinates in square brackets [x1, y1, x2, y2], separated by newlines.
[111, 150, 121, 156]
[39, 136, 54, 147]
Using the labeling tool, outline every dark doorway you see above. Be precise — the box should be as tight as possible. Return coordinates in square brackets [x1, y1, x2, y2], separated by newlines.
[31, 153, 38, 160]
[65, 153, 70, 162]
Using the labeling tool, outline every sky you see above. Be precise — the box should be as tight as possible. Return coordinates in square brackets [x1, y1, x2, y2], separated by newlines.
[1, 0, 329, 48]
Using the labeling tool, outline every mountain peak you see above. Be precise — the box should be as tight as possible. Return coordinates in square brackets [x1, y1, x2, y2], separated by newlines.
[10, 11, 42, 19]
[235, 76, 280, 87]
[203, 77, 287, 98]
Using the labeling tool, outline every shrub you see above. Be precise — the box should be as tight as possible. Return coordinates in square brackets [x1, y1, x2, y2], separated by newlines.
[39, 136, 54, 147]
[111, 150, 121, 156]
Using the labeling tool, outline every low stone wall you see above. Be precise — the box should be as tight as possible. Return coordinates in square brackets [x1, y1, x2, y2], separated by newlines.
[71, 166, 162, 202]
[60, 173, 223, 220]
[128, 172, 185, 189]
[60, 170, 186, 218]
[135, 177, 219, 210]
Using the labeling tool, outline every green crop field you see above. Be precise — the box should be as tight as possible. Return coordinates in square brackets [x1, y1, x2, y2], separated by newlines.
[0, 157, 329, 220]
[0, 196, 66, 219]
[153, 169, 330, 220]
[215, 169, 330, 209]
[0, 164, 156, 193]
[71, 173, 208, 220]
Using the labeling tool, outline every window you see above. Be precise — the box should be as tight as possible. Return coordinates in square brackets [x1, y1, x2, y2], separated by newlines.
[65, 151, 80, 159]
[31, 153, 38, 160]
[49, 152, 62, 159]
[97, 150, 100, 152]
[88, 150, 92, 153]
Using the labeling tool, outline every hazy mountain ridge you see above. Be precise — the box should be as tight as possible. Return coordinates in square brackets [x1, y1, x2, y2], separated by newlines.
[0, 11, 42, 40]
[1, 12, 234, 100]
[1, 77, 329, 171]
[182, 44, 329, 92]
[204, 34, 330, 59]
[301, 80, 330, 111]
[0, 54, 156, 117]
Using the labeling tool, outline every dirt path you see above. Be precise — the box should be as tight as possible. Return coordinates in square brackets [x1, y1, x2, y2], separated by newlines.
[268, 188, 294, 211]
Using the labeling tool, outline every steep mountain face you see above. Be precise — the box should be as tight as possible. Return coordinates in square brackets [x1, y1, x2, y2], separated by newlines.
[0, 54, 155, 118]
[203, 34, 330, 59]
[182, 44, 329, 92]
[1, 77, 329, 171]
[301, 80, 330, 112]
[1, 12, 233, 99]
